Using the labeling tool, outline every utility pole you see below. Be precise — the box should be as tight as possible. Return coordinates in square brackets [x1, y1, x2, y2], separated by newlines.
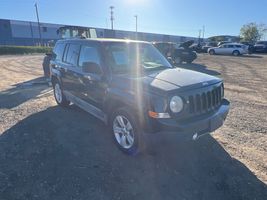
[202, 25, 205, 41]
[34, 2, 42, 46]
[198, 29, 202, 44]
[110, 6, 114, 30]
[134, 15, 138, 32]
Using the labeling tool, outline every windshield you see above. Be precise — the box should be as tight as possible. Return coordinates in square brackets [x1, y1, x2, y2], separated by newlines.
[103, 42, 172, 74]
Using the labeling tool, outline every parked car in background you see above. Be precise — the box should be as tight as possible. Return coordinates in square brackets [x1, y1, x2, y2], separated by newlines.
[208, 43, 248, 56]
[240, 41, 254, 54]
[189, 43, 202, 53]
[173, 40, 197, 63]
[153, 41, 197, 64]
[254, 41, 267, 53]
[201, 42, 218, 53]
[217, 41, 232, 46]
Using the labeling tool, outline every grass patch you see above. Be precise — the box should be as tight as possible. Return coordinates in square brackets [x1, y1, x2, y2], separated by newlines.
[0, 46, 52, 55]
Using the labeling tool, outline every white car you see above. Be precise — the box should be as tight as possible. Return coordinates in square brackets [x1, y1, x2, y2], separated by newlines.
[208, 43, 248, 56]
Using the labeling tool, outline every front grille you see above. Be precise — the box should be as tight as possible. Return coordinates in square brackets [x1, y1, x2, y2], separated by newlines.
[188, 84, 223, 114]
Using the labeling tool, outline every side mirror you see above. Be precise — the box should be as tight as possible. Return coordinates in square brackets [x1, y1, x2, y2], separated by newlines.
[82, 62, 102, 74]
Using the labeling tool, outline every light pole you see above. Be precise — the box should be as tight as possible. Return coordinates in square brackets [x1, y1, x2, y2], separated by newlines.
[202, 25, 205, 42]
[34, 2, 42, 46]
[134, 15, 138, 32]
[110, 6, 114, 30]
[198, 29, 202, 44]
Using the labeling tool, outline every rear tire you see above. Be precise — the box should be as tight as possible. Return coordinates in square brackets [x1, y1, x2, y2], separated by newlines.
[110, 107, 144, 155]
[232, 50, 240, 56]
[209, 49, 215, 55]
[186, 60, 193, 64]
[53, 80, 70, 107]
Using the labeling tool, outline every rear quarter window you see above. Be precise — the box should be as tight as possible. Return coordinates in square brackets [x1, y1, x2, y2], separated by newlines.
[53, 42, 65, 61]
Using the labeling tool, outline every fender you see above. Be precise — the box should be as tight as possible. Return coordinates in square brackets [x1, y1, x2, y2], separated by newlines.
[51, 67, 62, 84]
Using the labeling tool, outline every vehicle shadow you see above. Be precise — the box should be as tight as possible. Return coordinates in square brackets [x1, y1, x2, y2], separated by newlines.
[0, 77, 51, 109]
[175, 63, 221, 76]
[203, 54, 263, 58]
[241, 54, 263, 58]
[0, 106, 266, 200]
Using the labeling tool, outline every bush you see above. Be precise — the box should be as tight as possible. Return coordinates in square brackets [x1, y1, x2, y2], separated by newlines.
[0, 46, 52, 55]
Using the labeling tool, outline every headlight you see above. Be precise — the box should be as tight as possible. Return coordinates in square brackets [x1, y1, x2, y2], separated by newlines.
[170, 96, 183, 113]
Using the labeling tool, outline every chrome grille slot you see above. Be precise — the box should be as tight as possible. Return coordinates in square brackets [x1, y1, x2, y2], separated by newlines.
[187, 84, 223, 115]
[201, 93, 207, 110]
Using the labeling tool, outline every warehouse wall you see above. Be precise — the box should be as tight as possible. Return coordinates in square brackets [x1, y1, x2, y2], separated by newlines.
[0, 18, 197, 46]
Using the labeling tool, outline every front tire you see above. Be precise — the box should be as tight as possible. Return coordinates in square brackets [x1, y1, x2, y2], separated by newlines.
[110, 108, 143, 155]
[53, 81, 70, 107]
[232, 50, 240, 56]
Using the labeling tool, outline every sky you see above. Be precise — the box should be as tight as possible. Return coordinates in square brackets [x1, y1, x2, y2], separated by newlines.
[0, 0, 267, 38]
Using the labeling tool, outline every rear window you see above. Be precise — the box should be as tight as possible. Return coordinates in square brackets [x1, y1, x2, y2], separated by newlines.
[53, 42, 65, 61]
[235, 45, 241, 48]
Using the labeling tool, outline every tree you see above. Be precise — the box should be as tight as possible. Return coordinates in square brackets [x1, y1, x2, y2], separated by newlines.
[240, 23, 267, 43]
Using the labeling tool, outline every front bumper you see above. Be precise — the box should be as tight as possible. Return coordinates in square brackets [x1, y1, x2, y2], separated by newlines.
[146, 99, 230, 137]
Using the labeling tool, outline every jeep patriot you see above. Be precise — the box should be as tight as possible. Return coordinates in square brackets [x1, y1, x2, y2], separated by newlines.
[51, 38, 230, 155]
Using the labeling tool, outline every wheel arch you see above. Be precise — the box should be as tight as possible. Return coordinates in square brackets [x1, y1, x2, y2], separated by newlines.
[51, 74, 61, 86]
[105, 98, 133, 123]
[233, 49, 240, 55]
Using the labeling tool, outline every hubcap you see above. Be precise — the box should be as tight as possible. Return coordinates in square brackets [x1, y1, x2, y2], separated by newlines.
[54, 83, 62, 103]
[113, 115, 134, 149]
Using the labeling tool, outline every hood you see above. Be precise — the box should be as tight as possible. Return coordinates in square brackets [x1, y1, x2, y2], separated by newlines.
[179, 40, 194, 48]
[112, 68, 221, 95]
[146, 68, 221, 91]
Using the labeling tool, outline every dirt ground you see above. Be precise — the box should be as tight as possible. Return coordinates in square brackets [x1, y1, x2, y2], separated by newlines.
[0, 54, 266, 200]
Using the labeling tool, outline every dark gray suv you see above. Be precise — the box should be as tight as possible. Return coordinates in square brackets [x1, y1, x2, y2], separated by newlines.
[51, 38, 230, 155]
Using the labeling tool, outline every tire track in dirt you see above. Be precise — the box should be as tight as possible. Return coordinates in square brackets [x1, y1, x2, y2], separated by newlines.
[227, 58, 267, 83]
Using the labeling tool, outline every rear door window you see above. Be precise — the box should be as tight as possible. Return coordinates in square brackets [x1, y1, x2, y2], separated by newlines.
[53, 42, 65, 62]
[65, 44, 80, 66]
[78, 45, 101, 67]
